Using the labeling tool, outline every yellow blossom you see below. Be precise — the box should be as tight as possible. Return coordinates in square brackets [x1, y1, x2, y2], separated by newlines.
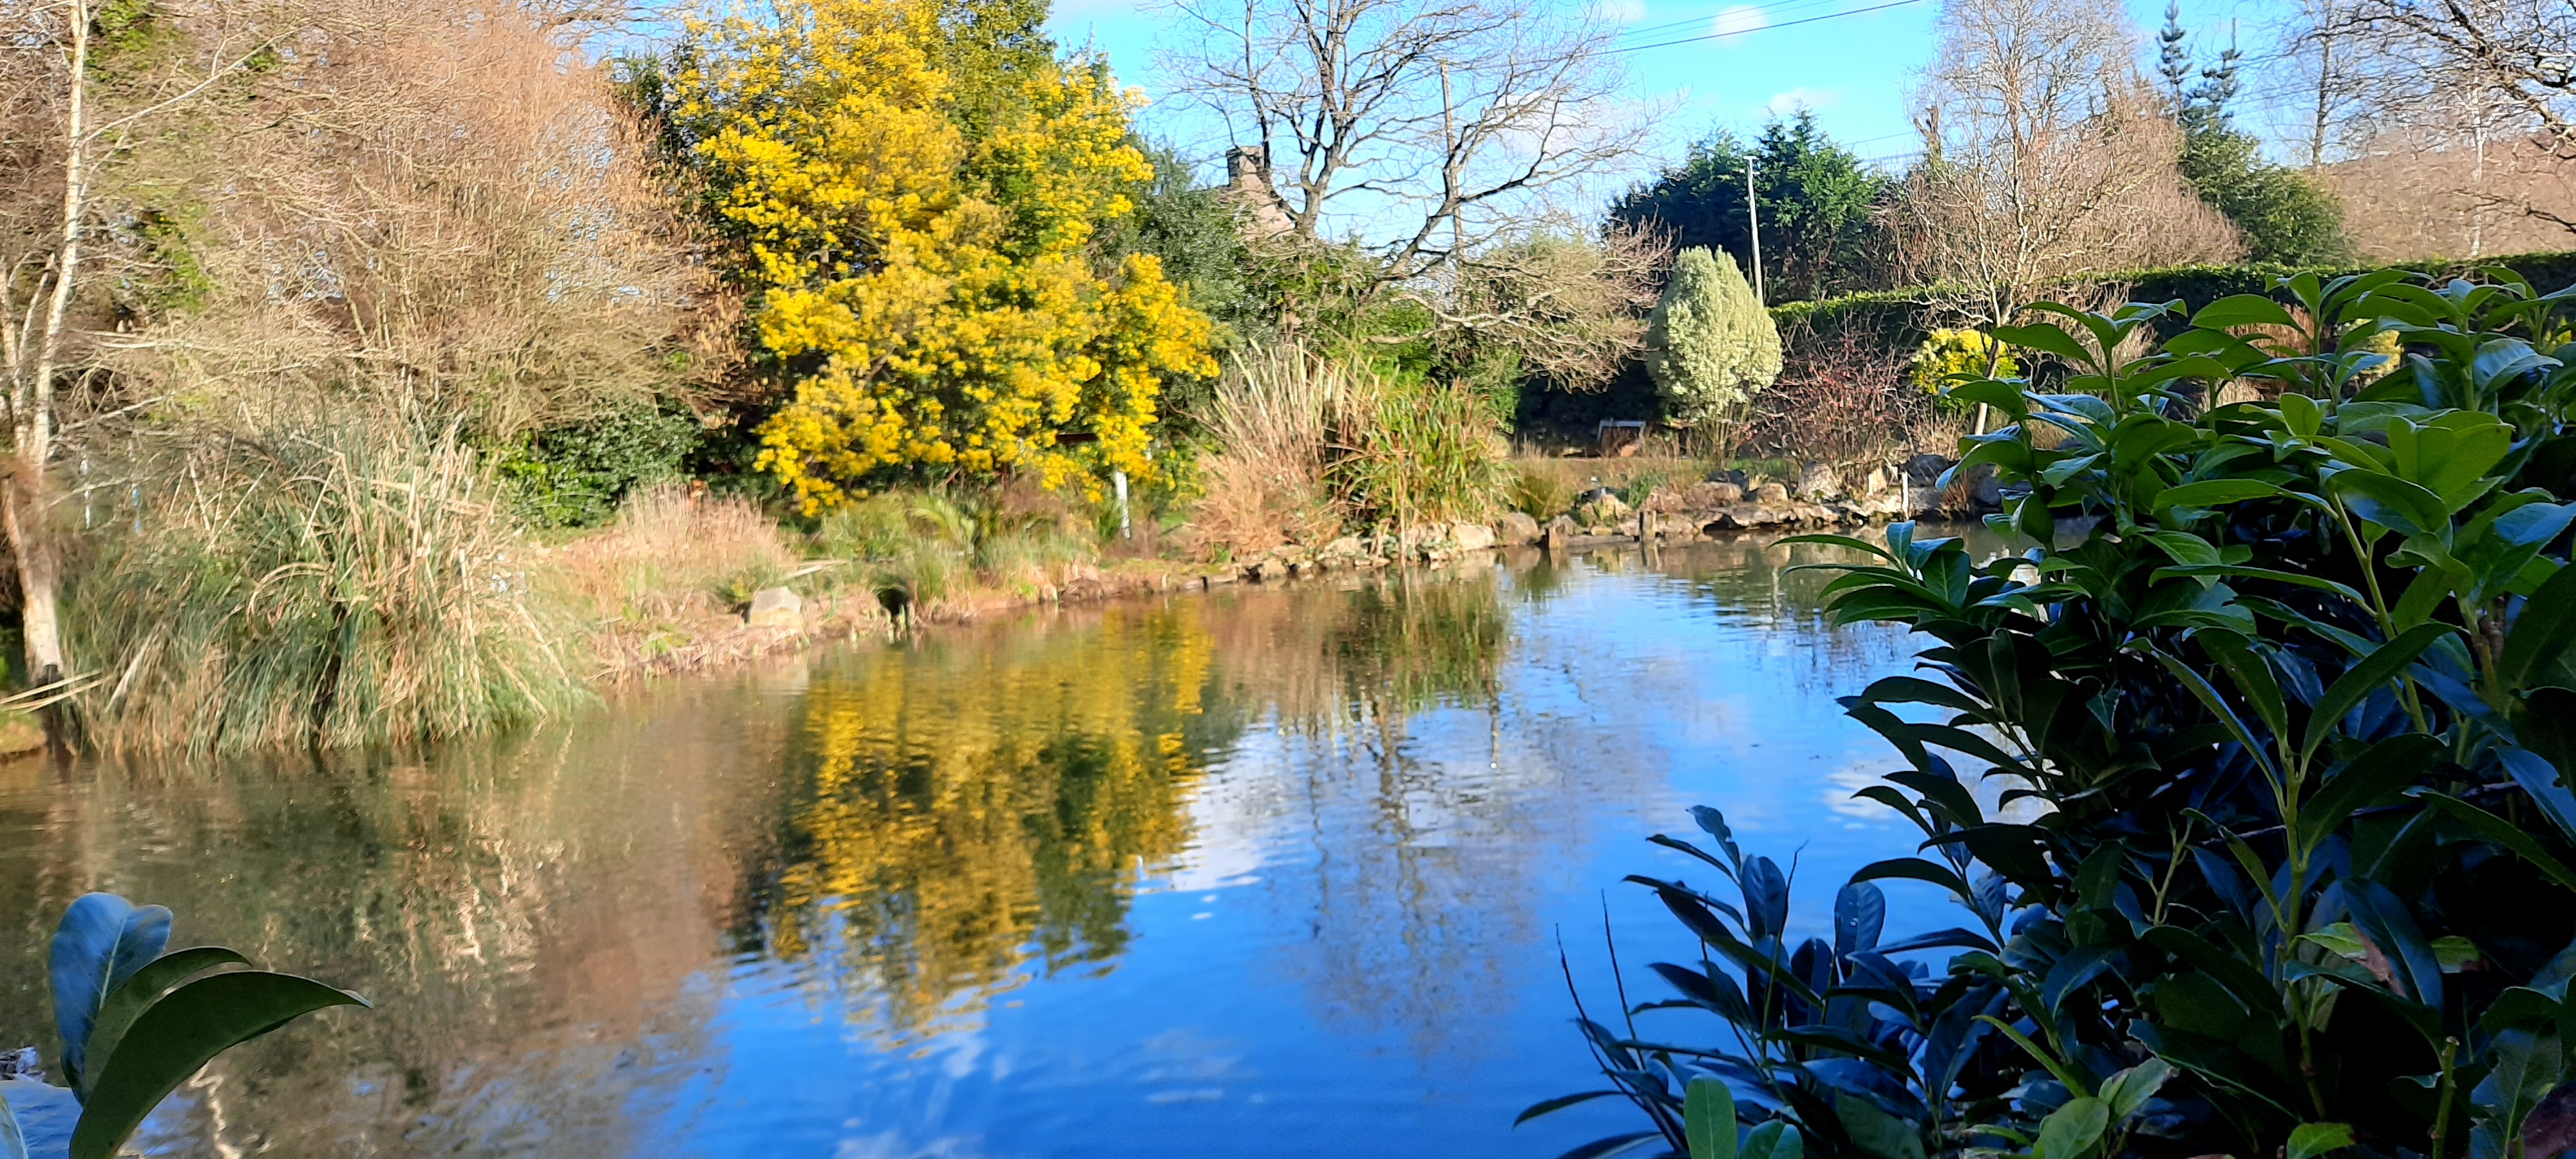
[674, 0, 1216, 511]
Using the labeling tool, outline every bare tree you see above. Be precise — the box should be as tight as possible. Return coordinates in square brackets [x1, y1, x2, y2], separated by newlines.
[1157, 0, 1648, 289]
[1, 0, 293, 690]
[1895, 0, 2239, 326]
[2258, 0, 2394, 169]
[2329, 0, 2576, 240]
[1, 0, 713, 701]
[2345, 0, 2576, 150]
[97, 0, 721, 435]
[1417, 220, 1667, 391]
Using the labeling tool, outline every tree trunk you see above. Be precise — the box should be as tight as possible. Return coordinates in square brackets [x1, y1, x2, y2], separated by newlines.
[13, 0, 86, 698]
[4, 464, 63, 689]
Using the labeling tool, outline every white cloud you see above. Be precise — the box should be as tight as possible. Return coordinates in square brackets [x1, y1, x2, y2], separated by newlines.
[1710, 5, 1767, 36]
[1763, 87, 1842, 116]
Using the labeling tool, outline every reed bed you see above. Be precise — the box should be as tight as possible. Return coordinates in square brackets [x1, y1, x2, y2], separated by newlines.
[1195, 343, 1508, 551]
[1192, 343, 1345, 552]
[1326, 371, 1508, 530]
[61, 425, 587, 752]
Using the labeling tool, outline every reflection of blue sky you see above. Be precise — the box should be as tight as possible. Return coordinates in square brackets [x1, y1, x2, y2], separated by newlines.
[663, 547, 1976, 1157]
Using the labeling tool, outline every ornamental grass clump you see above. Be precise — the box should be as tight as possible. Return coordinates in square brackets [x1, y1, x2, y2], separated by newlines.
[60, 422, 585, 753]
[1327, 370, 1509, 532]
[1540, 269, 2576, 1159]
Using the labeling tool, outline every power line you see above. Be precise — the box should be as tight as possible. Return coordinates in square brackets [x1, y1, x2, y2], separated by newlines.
[1607, 0, 1932, 54]
[1611, 0, 1872, 43]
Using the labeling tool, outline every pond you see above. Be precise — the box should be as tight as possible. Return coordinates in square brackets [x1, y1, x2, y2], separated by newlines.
[0, 531, 1984, 1158]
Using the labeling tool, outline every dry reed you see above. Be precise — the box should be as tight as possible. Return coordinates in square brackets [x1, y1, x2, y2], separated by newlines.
[1193, 344, 1346, 552]
[61, 424, 586, 752]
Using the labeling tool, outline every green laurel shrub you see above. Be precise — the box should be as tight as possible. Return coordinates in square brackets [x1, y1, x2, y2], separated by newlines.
[1540, 269, 2576, 1159]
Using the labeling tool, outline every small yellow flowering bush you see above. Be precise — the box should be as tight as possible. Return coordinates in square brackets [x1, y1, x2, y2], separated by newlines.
[673, 0, 1217, 510]
[1909, 328, 2018, 411]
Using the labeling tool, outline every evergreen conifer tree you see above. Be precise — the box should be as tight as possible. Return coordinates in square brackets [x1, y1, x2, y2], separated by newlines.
[1643, 247, 1781, 427]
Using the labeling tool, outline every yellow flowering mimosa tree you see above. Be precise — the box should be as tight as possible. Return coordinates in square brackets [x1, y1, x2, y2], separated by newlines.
[673, 0, 1216, 510]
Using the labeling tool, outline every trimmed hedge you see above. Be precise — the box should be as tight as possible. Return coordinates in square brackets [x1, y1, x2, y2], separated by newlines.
[1773, 249, 2576, 350]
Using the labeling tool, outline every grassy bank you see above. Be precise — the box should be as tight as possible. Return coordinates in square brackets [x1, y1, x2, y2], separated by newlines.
[30, 346, 1939, 756]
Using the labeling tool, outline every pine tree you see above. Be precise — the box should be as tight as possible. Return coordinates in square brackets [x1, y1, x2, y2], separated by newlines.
[2161, 3, 2349, 264]
[1643, 247, 1781, 427]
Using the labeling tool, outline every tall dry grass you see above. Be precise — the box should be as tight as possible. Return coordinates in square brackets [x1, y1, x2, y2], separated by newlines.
[61, 424, 586, 752]
[1195, 344, 1508, 551]
[553, 485, 799, 623]
[1194, 344, 1346, 552]
[546, 484, 812, 674]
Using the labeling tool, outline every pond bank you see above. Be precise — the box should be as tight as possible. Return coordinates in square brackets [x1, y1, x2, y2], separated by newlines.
[591, 485, 1961, 684]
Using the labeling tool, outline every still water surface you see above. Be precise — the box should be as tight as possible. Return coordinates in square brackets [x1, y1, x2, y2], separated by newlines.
[0, 534, 1969, 1158]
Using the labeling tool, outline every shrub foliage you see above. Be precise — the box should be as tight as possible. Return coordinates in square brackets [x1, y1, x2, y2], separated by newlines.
[1543, 269, 2576, 1159]
[1647, 247, 1784, 428]
[667, 0, 1217, 510]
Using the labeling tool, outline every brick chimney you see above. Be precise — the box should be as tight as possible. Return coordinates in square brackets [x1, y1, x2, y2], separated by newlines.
[1223, 144, 1294, 238]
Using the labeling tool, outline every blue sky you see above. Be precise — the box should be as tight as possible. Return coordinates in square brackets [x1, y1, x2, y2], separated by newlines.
[1049, 0, 2292, 197]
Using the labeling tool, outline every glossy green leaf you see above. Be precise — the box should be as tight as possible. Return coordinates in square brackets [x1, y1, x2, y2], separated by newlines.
[2494, 502, 2576, 548]
[1834, 881, 1886, 957]
[2302, 624, 2454, 768]
[1834, 1091, 1926, 1159]
[2331, 471, 2450, 538]
[49, 894, 171, 1090]
[1740, 1120, 1802, 1159]
[2412, 790, 2576, 893]
[71, 971, 367, 1159]
[2280, 391, 2324, 437]
[2192, 294, 2300, 332]
[2146, 645, 2278, 778]
[2034, 1097, 2108, 1159]
[1994, 322, 2094, 367]
[1686, 1076, 1736, 1159]
[0, 1082, 25, 1159]
[1515, 1090, 1629, 1126]
[2150, 565, 2369, 608]
[2296, 735, 2441, 850]
[0, 1080, 71, 1159]
[2098, 1058, 2174, 1122]
[2157, 479, 2289, 509]
[1976, 1015, 2092, 1097]
[2503, 562, 2576, 691]
[2395, 412, 2513, 502]
[77, 947, 250, 1098]
[2286, 1122, 2355, 1159]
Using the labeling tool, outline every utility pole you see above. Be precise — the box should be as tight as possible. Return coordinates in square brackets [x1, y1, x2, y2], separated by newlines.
[1745, 156, 1766, 305]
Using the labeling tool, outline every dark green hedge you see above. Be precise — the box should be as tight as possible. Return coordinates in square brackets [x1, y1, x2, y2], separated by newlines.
[1773, 249, 2576, 353]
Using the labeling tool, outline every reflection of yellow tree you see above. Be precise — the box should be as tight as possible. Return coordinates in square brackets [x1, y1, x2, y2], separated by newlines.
[769, 606, 1217, 1037]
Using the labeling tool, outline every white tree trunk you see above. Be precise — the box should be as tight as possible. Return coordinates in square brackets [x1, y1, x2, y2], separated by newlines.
[12, 0, 88, 691]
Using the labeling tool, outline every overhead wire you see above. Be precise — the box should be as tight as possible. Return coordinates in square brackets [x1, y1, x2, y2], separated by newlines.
[1605, 0, 1931, 53]
[1609, 0, 1873, 42]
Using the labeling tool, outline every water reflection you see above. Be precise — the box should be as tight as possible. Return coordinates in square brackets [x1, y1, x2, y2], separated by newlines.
[762, 607, 1225, 1038]
[0, 532, 1958, 1158]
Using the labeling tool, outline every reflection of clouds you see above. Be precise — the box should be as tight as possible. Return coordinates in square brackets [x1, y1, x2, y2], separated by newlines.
[1825, 758, 1903, 824]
